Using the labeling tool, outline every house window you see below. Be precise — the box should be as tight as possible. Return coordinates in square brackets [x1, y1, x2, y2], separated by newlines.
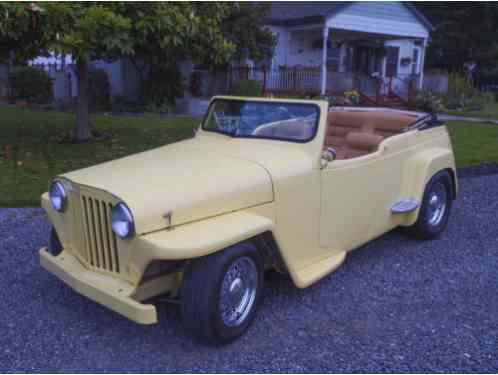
[290, 31, 306, 55]
[412, 48, 420, 75]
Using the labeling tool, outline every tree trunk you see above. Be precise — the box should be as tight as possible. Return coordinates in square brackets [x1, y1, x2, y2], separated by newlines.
[74, 59, 92, 142]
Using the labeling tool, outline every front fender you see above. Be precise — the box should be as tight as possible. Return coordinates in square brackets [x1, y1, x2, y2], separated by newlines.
[400, 147, 457, 226]
[137, 211, 275, 265]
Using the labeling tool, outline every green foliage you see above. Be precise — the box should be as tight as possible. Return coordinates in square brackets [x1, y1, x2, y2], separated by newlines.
[43, 3, 133, 61]
[412, 89, 443, 113]
[89, 69, 110, 110]
[221, 2, 276, 62]
[417, 3, 498, 78]
[0, 3, 50, 63]
[442, 73, 493, 111]
[144, 64, 184, 105]
[114, 2, 239, 105]
[144, 101, 171, 114]
[447, 73, 474, 99]
[231, 80, 262, 97]
[8, 66, 52, 103]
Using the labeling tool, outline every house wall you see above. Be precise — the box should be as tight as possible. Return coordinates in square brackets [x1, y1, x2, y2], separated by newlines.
[384, 39, 422, 77]
[326, 2, 429, 38]
[269, 26, 349, 70]
[268, 26, 290, 67]
[268, 2, 429, 72]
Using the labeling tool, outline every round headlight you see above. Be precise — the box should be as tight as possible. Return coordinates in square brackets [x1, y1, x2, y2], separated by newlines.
[49, 180, 67, 212]
[111, 202, 135, 239]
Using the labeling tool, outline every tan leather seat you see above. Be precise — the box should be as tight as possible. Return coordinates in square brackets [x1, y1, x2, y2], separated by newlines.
[325, 110, 416, 160]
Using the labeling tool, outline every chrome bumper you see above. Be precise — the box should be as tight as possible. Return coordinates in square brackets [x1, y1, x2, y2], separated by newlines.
[39, 248, 157, 325]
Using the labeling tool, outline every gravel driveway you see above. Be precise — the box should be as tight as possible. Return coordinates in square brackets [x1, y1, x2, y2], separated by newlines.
[1, 174, 497, 373]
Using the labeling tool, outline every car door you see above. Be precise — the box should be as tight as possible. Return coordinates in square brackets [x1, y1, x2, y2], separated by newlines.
[319, 148, 407, 252]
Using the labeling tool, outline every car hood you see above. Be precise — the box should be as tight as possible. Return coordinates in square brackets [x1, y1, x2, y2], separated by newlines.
[62, 139, 274, 235]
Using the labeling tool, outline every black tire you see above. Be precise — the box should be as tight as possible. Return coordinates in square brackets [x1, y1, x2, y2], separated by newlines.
[405, 170, 453, 240]
[181, 241, 264, 344]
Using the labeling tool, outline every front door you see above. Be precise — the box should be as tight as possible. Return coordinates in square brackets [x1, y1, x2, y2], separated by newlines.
[385, 46, 399, 77]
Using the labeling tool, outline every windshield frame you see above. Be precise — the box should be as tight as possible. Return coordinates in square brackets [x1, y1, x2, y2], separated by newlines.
[201, 98, 322, 144]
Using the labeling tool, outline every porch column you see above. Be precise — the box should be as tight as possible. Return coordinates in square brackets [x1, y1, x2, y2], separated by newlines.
[320, 27, 329, 96]
[418, 38, 428, 90]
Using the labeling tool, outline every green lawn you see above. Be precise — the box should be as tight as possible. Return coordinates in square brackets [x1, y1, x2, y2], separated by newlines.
[0, 107, 497, 207]
[446, 120, 498, 167]
[442, 101, 498, 120]
[0, 107, 198, 206]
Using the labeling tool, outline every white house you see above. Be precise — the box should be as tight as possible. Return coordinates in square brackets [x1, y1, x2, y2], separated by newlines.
[240, 1, 434, 103]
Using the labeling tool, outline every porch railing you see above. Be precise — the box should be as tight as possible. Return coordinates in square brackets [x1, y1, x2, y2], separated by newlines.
[229, 66, 419, 105]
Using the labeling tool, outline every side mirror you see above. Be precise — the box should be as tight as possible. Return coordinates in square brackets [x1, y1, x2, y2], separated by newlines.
[322, 147, 337, 162]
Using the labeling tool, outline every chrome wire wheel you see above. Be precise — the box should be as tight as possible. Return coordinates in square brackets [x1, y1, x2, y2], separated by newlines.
[427, 181, 448, 226]
[219, 256, 258, 327]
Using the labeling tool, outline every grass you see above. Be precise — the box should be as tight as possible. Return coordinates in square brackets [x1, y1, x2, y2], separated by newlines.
[446, 120, 498, 167]
[0, 107, 497, 207]
[0, 107, 198, 206]
[442, 101, 498, 120]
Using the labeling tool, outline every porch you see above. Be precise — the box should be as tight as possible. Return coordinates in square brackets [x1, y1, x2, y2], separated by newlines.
[230, 66, 420, 106]
[232, 20, 428, 106]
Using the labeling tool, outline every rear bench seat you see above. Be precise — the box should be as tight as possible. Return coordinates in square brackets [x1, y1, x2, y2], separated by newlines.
[325, 110, 416, 159]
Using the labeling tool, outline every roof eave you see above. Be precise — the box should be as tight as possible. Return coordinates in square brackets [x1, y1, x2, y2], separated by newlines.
[264, 15, 326, 27]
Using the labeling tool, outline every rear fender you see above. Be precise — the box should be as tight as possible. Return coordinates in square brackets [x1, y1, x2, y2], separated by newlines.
[400, 147, 457, 226]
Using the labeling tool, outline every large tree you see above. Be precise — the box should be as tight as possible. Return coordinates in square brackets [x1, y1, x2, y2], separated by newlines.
[0, 3, 50, 64]
[416, 3, 498, 81]
[222, 2, 276, 63]
[43, 3, 133, 141]
[1, 2, 275, 142]
[119, 2, 236, 104]
[121, 2, 276, 105]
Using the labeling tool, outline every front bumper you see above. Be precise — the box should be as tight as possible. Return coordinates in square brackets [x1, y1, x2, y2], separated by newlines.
[39, 248, 157, 324]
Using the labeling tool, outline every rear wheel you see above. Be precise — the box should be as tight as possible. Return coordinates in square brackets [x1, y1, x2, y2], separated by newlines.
[405, 170, 453, 239]
[181, 242, 264, 344]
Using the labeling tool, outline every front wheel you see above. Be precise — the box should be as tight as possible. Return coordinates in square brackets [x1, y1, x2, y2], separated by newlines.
[405, 170, 453, 239]
[181, 242, 264, 344]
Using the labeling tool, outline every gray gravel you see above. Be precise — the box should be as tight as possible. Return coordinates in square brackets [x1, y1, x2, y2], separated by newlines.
[1, 174, 498, 373]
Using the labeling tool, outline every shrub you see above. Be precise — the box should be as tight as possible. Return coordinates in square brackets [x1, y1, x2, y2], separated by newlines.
[442, 73, 492, 112]
[89, 69, 110, 110]
[230, 79, 262, 97]
[343, 90, 360, 106]
[144, 100, 171, 114]
[447, 73, 474, 99]
[413, 89, 442, 113]
[145, 64, 184, 106]
[9, 66, 53, 103]
[110, 95, 147, 113]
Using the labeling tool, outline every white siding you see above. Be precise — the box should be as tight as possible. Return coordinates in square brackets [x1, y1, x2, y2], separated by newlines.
[384, 39, 418, 76]
[268, 26, 290, 67]
[287, 29, 322, 66]
[326, 2, 429, 38]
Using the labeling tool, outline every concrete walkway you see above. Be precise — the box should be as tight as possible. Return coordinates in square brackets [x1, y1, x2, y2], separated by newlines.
[438, 113, 498, 125]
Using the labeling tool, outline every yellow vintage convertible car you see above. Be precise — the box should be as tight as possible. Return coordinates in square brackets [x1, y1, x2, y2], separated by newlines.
[40, 96, 457, 343]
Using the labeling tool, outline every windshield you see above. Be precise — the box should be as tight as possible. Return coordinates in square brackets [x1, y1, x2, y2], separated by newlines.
[202, 99, 320, 142]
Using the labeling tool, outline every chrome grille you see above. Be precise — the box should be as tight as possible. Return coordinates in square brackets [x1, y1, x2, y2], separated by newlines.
[80, 195, 120, 273]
